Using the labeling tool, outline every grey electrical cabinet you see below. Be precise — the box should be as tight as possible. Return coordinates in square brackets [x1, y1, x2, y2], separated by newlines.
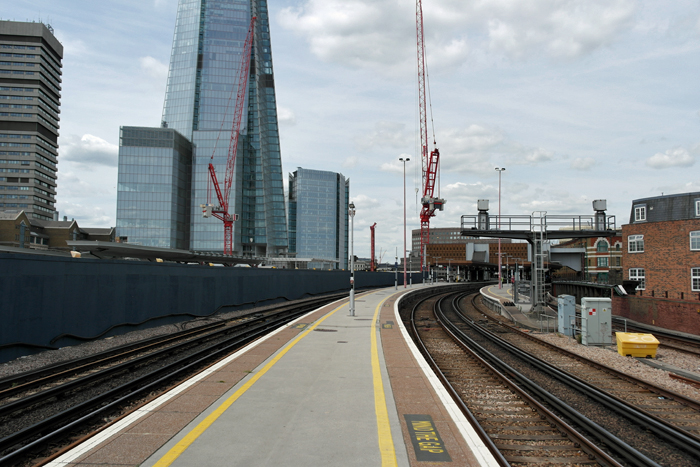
[557, 295, 576, 337]
[581, 297, 612, 346]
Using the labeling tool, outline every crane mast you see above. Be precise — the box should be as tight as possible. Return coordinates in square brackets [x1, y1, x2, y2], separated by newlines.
[416, 0, 445, 272]
[201, 17, 256, 255]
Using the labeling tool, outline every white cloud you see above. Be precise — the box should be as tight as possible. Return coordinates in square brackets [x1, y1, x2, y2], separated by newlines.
[58, 201, 113, 226]
[278, 0, 638, 73]
[485, 0, 637, 59]
[438, 124, 557, 175]
[61, 134, 119, 168]
[139, 56, 169, 80]
[380, 154, 414, 175]
[356, 122, 412, 151]
[277, 106, 297, 126]
[571, 157, 596, 170]
[524, 148, 554, 164]
[342, 156, 360, 168]
[646, 147, 695, 169]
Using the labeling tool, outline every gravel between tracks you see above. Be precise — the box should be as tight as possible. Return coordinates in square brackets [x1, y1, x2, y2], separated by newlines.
[534, 332, 700, 402]
[0, 305, 274, 379]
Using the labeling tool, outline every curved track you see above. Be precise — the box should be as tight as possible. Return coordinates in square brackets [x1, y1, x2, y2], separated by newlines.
[404, 287, 700, 466]
[406, 286, 620, 467]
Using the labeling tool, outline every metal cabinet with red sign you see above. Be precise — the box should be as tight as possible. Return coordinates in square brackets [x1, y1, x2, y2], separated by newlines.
[581, 297, 612, 346]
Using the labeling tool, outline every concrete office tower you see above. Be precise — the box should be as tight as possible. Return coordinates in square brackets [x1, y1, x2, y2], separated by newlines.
[115, 127, 193, 249]
[288, 168, 349, 270]
[161, 0, 288, 256]
[0, 21, 62, 221]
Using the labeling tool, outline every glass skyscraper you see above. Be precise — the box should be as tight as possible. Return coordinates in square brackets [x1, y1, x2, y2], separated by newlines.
[116, 127, 192, 249]
[160, 0, 288, 256]
[288, 168, 349, 270]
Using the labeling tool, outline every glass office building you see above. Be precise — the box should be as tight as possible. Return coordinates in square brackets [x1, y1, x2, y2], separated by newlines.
[115, 127, 192, 249]
[0, 21, 62, 221]
[288, 168, 349, 269]
[159, 0, 288, 256]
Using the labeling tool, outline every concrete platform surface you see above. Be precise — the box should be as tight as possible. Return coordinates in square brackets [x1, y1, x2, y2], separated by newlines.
[44, 285, 496, 467]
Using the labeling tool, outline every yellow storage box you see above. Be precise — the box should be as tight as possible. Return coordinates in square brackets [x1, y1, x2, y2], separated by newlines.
[615, 332, 659, 358]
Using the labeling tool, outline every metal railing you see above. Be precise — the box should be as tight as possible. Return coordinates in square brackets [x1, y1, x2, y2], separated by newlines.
[461, 214, 616, 232]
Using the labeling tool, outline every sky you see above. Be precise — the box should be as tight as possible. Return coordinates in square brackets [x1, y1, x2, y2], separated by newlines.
[3, 0, 700, 259]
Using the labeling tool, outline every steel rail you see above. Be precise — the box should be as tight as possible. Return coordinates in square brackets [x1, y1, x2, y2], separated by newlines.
[450, 293, 700, 464]
[408, 287, 510, 467]
[437, 294, 658, 467]
[0, 301, 324, 466]
[0, 294, 345, 400]
[0, 321, 225, 397]
[484, 297, 700, 411]
[433, 294, 623, 467]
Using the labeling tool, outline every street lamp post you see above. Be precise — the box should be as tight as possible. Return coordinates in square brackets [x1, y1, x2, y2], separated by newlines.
[399, 157, 410, 288]
[349, 201, 356, 316]
[495, 167, 506, 288]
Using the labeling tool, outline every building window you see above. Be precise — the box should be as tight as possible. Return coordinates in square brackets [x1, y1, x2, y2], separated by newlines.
[628, 235, 644, 253]
[692, 231, 700, 251]
[696, 200, 700, 217]
[596, 240, 609, 252]
[693, 268, 700, 292]
[634, 205, 646, 222]
[629, 268, 645, 290]
[597, 257, 609, 268]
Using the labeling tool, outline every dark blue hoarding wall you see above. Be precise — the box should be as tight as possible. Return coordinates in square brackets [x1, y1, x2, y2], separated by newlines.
[0, 253, 420, 363]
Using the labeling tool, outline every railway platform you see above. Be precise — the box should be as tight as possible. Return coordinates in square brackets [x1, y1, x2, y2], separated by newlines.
[44, 285, 498, 467]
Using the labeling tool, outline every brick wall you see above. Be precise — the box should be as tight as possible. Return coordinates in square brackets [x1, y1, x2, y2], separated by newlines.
[622, 218, 700, 297]
[613, 295, 700, 334]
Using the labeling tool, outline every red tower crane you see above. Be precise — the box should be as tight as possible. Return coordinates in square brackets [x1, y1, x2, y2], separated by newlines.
[416, 0, 445, 272]
[370, 223, 377, 272]
[201, 17, 256, 255]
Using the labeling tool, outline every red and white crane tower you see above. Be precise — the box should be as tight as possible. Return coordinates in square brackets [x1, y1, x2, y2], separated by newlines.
[201, 17, 256, 255]
[370, 223, 377, 272]
[416, 0, 445, 272]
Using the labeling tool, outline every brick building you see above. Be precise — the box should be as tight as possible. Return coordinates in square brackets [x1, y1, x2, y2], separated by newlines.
[552, 234, 623, 282]
[615, 192, 700, 333]
[0, 210, 114, 250]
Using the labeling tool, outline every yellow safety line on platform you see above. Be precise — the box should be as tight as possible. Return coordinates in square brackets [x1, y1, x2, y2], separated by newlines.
[152, 302, 345, 467]
[489, 285, 514, 299]
[371, 296, 398, 467]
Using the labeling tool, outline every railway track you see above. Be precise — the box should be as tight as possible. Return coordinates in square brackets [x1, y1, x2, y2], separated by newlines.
[404, 287, 700, 466]
[407, 288, 620, 467]
[0, 294, 343, 466]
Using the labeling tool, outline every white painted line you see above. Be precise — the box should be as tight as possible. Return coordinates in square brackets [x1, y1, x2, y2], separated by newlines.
[393, 296, 500, 467]
[43, 302, 342, 467]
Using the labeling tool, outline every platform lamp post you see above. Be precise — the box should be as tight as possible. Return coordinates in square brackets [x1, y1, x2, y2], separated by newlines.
[399, 157, 410, 287]
[495, 167, 506, 288]
[349, 201, 356, 316]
